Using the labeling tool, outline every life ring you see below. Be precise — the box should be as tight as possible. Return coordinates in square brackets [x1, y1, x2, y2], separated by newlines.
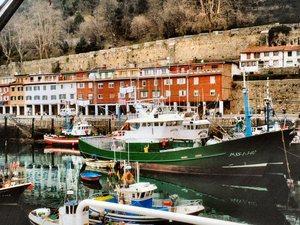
[123, 172, 134, 184]
[3, 180, 11, 188]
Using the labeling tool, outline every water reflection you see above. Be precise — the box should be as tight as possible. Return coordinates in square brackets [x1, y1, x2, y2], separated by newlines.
[0, 141, 300, 225]
[141, 171, 300, 225]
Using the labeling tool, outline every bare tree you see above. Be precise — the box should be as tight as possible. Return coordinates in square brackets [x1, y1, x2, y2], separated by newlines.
[25, 1, 65, 59]
[0, 23, 14, 64]
[130, 15, 152, 40]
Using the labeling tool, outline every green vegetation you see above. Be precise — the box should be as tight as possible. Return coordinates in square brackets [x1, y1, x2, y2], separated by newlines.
[1, 0, 300, 65]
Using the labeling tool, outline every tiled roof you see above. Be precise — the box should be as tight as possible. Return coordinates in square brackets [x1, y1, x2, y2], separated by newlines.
[241, 45, 300, 53]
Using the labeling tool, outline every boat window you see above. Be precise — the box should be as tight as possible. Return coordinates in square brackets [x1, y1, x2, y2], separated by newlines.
[142, 123, 146, 127]
[160, 122, 164, 126]
[134, 123, 140, 129]
[141, 192, 145, 198]
[147, 123, 152, 127]
[154, 122, 159, 126]
[132, 194, 135, 198]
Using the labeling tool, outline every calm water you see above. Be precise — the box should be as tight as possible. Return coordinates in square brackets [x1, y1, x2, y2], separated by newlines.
[1, 141, 300, 225]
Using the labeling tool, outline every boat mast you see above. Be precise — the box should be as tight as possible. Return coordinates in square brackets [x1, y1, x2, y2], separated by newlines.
[242, 72, 252, 137]
[265, 77, 270, 132]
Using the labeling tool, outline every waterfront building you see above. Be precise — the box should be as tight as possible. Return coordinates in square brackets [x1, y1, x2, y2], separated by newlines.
[0, 61, 239, 116]
[25, 73, 77, 116]
[0, 76, 14, 112]
[240, 45, 300, 73]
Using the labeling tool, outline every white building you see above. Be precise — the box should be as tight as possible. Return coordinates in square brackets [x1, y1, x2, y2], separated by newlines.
[240, 45, 300, 73]
[24, 74, 77, 116]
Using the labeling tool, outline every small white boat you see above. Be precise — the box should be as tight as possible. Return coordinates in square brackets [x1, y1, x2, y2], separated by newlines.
[28, 190, 89, 225]
[44, 117, 92, 146]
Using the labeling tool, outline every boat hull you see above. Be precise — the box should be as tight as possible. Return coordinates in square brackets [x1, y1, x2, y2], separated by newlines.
[80, 171, 102, 183]
[79, 129, 295, 177]
[44, 135, 78, 146]
[0, 182, 31, 204]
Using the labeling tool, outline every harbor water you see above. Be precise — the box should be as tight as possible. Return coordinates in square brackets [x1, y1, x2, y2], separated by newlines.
[1, 141, 300, 225]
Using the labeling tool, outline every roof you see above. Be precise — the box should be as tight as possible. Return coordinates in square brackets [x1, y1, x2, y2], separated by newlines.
[241, 45, 300, 53]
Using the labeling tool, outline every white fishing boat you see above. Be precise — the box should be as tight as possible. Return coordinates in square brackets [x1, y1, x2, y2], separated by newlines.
[28, 190, 89, 225]
[44, 117, 92, 146]
[89, 162, 204, 224]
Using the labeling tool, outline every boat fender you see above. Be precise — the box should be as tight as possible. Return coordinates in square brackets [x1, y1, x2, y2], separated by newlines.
[123, 172, 134, 184]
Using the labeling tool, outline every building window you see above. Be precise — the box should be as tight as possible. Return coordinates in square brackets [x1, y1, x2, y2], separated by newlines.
[109, 82, 114, 88]
[4, 87, 8, 92]
[50, 85, 56, 90]
[98, 83, 104, 89]
[42, 95, 47, 100]
[59, 94, 66, 99]
[34, 96, 40, 100]
[273, 51, 279, 56]
[141, 91, 148, 98]
[286, 60, 293, 66]
[210, 76, 216, 84]
[88, 94, 93, 100]
[287, 51, 292, 57]
[10, 96, 16, 101]
[194, 77, 199, 85]
[254, 52, 260, 58]
[164, 79, 172, 85]
[61, 84, 64, 89]
[210, 89, 216, 96]
[196, 67, 203, 72]
[179, 90, 186, 96]
[51, 95, 56, 100]
[78, 83, 85, 89]
[194, 90, 199, 96]
[34, 86, 40, 91]
[273, 60, 279, 66]
[98, 94, 103, 99]
[26, 86, 32, 91]
[70, 94, 74, 99]
[43, 86, 47, 90]
[165, 90, 171, 97]
[119, 93, 125, 98]
[152, 90, 160, 98]
[11, 87, 15, 92]
[264, 52, 269, 57]
[26, 96, 32, 100]
[17, 86, 23, 91]
[18, 96, 23, 100]
[297, 51, 300, 56]
[142, 80, 146, 87]
[177, 78, 186, 85]
[88, 82, 93, 88]
[78, 94, 83, 100]
[154, 79, 158, 86]
[120, 81, 124, 88]
[131, 81, 135, 86]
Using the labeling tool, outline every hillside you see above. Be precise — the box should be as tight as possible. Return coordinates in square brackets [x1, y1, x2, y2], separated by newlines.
[0, 0, 300, 66]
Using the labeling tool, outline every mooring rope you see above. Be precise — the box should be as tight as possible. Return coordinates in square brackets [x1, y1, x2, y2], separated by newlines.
[281, 129, 292, 181]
